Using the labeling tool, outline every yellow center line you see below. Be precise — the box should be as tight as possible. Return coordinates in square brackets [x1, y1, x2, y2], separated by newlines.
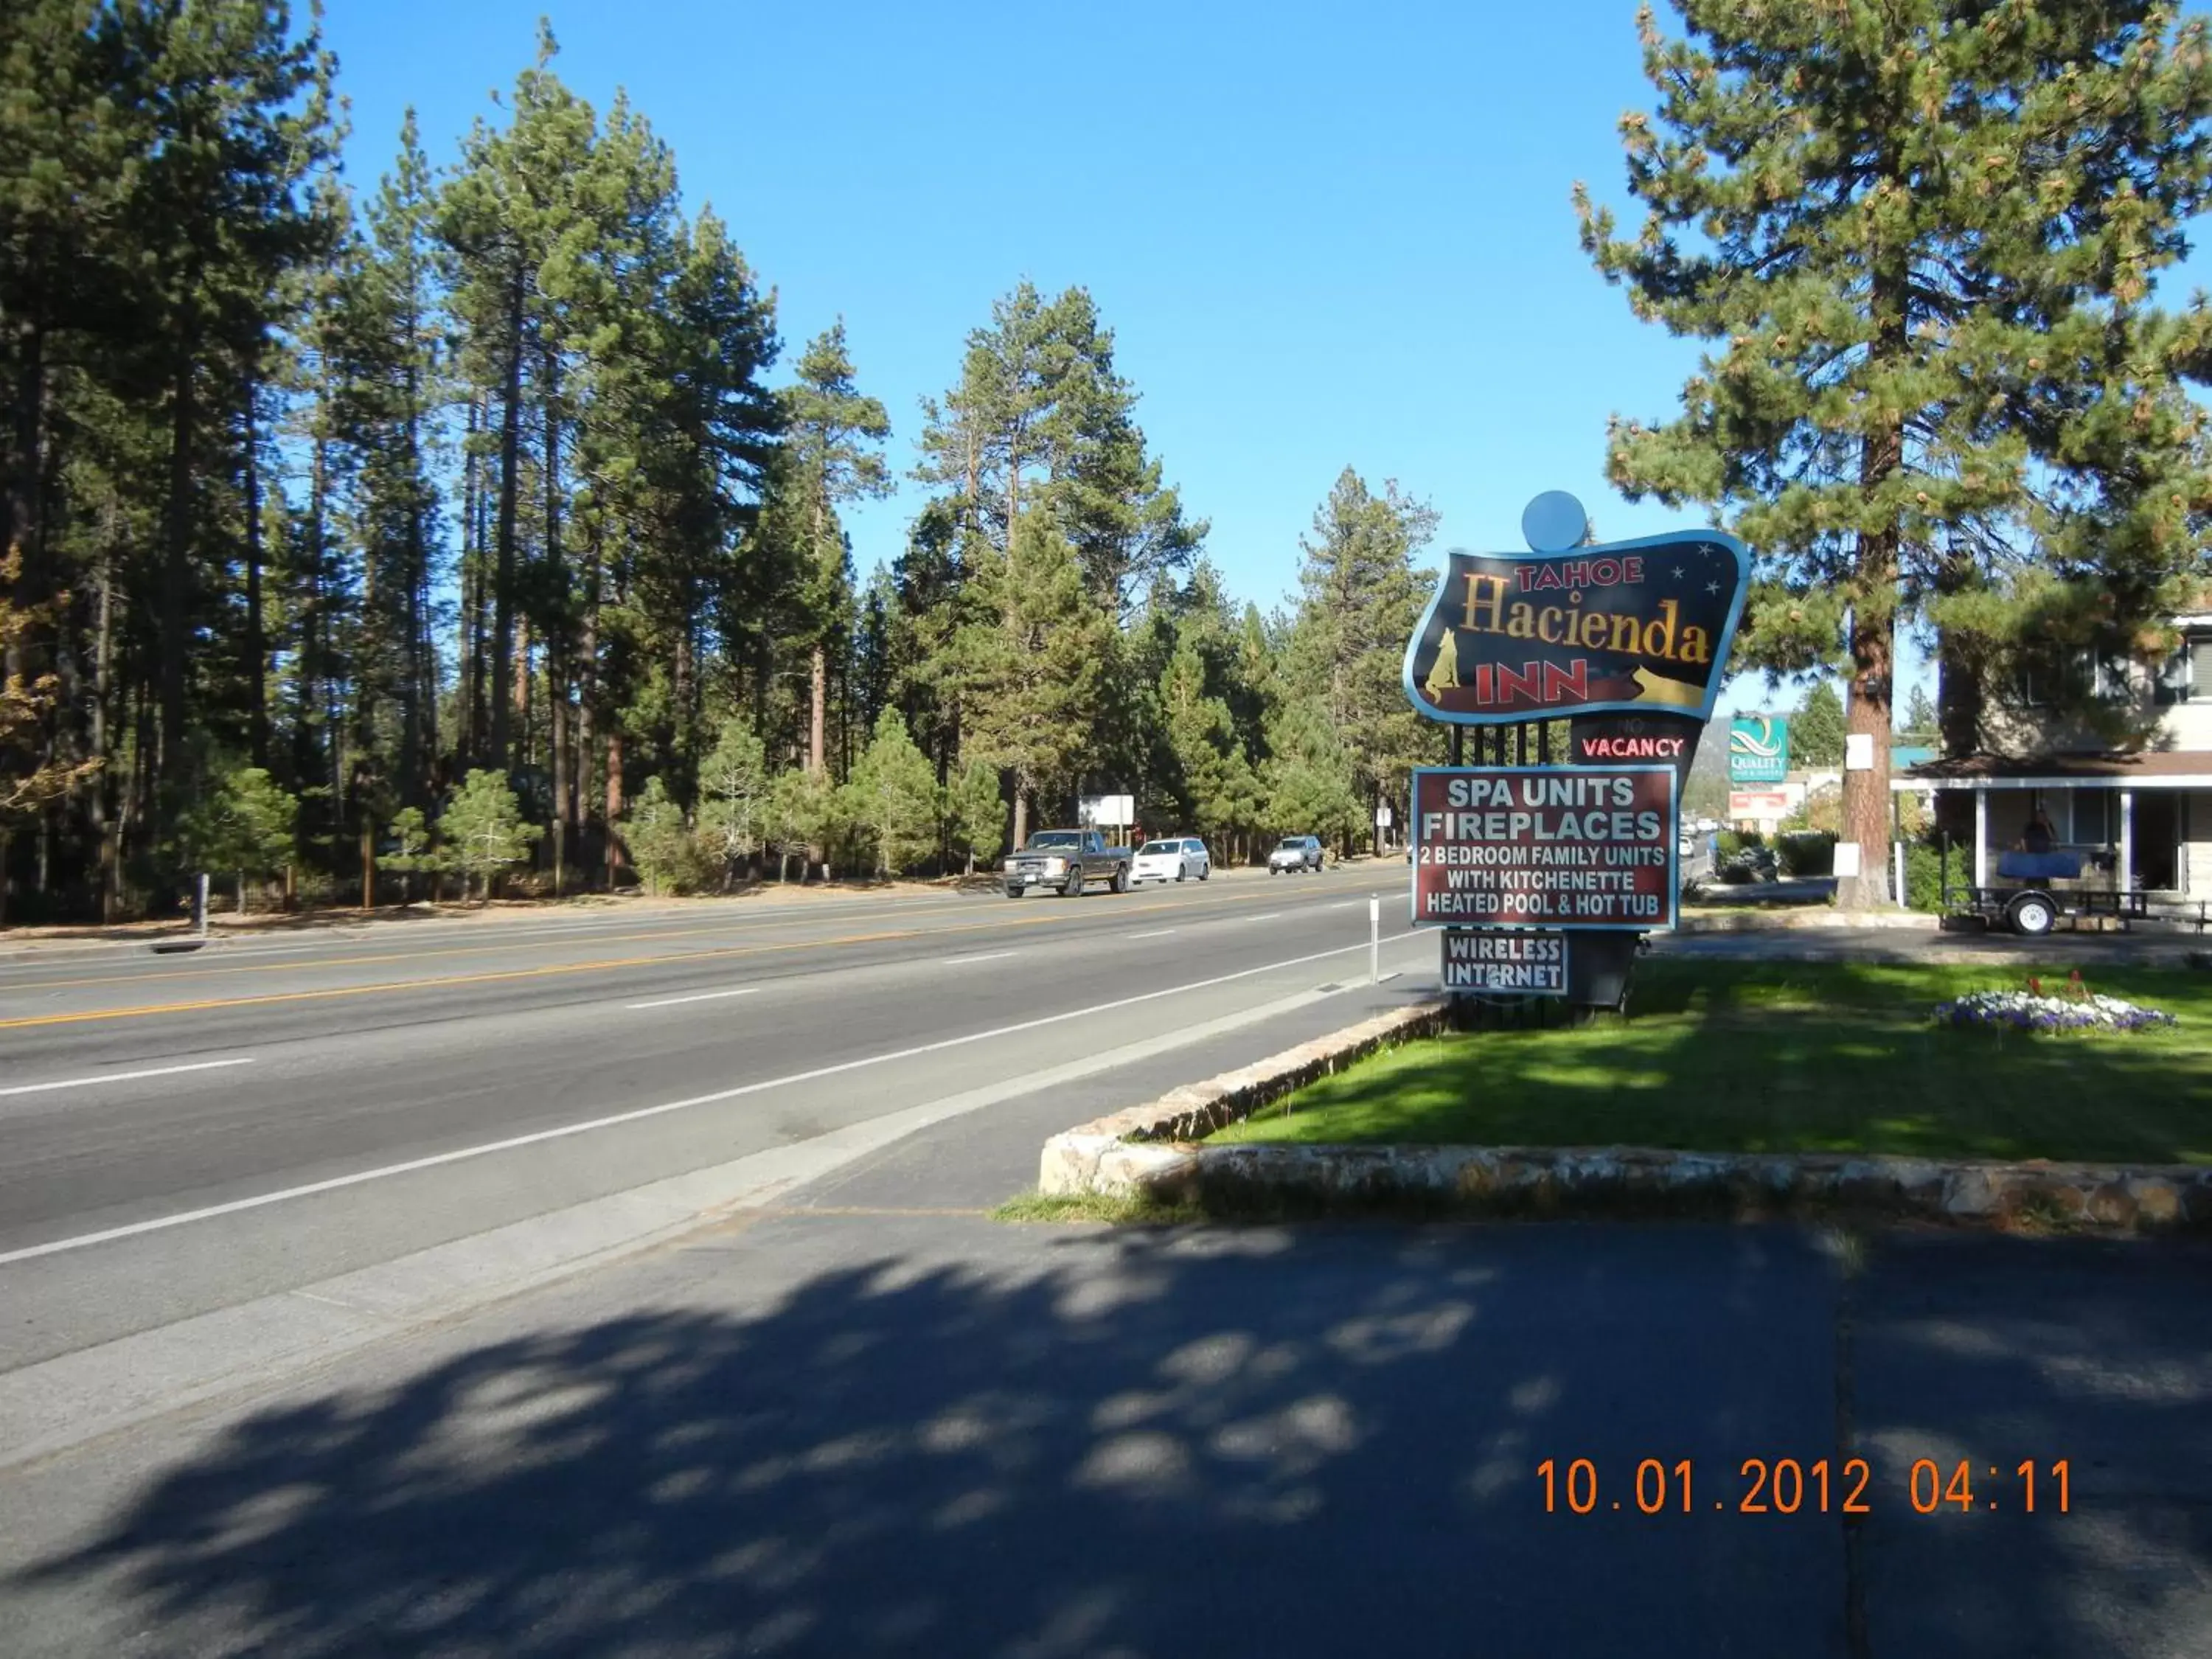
[0, 895, 989, 995]
[0, 881, 1368, 1031]
[0, 874, 1360, 998]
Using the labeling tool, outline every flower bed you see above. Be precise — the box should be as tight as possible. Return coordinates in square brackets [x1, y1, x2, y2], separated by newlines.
[1936, 973, 2177, 1034]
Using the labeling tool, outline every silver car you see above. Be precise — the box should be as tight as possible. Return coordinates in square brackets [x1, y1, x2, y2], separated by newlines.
[1131, 837, 1210, 884]
[1267, 835, 1324, 874]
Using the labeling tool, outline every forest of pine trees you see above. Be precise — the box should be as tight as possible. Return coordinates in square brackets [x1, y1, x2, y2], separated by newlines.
[0, 6, 1444, 921]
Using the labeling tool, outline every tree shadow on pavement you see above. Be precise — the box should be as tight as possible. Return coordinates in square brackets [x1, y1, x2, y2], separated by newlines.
[9, 1222, 2208, 1658]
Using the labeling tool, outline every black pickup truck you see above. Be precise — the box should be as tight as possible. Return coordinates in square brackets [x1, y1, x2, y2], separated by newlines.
[1002, 829, 1132, 897]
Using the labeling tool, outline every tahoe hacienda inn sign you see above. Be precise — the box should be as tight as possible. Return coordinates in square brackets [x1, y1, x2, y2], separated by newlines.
[1402, 492, 1750, 1011]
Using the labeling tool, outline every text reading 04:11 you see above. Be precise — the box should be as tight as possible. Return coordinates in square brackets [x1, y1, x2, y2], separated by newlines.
[1537, 1459, 2071, 1515]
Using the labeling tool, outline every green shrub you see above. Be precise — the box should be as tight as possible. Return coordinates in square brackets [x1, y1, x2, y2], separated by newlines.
[1716, 829, 1764, 860]
[1903, 837, 1951, 913]
[624, 777, 717, 895]
[1776, 830, 1837, 877]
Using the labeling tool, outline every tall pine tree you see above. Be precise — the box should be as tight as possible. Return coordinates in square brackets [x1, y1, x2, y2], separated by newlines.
[1578, 0, 2212, 903]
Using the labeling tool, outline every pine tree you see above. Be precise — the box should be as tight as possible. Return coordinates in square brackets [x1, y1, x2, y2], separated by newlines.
[764, 765, 833, 883]
[696, 712, 770, 885]
[1578, 0, 2212, 904]
[840, 709, 936, 876]
[943, 756, 1006, 873]
[186, 765, 299, 915]
[956, 512, 1112, 847]
[782, 322, 891, 778]
[439, 767, 540, 901]
[1281, 469, 1441, 839]
[622, 776, 701, 895]
[1899, 684, 1938, 748]
[0, 552, 99, 922]
[1791, 681, 1847, 769]
[1261, 695, 1361, 849]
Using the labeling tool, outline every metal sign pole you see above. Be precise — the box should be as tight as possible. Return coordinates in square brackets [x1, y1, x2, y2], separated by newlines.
[196, 872, 209, 939]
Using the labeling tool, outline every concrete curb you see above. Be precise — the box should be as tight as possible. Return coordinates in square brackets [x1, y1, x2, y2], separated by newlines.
[1038, 1004, 2212, 1235]
[1040, 1001, 1454, 1197]
[1677, 908, 1936, 932]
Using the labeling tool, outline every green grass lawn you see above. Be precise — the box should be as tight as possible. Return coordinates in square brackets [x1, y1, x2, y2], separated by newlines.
[1213, 960, 2212, 1166]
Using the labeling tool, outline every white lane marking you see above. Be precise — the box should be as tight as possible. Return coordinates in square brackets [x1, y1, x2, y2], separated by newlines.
[1248, 912, 1283, 922]
[0, 1057, 254, 1099]
[1125, 929, 1176, 939]
[0, 931, 1422, 1267]
[1329, 901, 1358, 909]
[939, 951, 1019, 967]
[625, 987, 762, 1011]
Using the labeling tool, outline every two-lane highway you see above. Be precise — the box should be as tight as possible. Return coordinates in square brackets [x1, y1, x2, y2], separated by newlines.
[0, 863, 1431, 1392]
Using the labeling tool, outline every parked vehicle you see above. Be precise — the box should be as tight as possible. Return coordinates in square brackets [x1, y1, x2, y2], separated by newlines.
[1941, 846, 2145, 937]
[1131, 837, 1210, 884]
[1003, 829, 1132, 897]
[1267, 835, 1324, 874]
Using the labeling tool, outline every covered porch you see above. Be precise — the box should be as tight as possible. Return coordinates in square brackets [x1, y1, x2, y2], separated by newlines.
[1893, 753, 2212, 902]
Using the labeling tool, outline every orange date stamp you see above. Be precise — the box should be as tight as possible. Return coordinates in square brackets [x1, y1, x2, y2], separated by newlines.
[1537, 1457, 2072, 1516]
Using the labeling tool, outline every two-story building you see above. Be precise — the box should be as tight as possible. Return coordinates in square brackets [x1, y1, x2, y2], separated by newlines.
[1895, 612, 2212, 904]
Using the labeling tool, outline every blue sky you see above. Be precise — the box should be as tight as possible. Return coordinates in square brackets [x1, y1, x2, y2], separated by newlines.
[320, 0, 2212, 717]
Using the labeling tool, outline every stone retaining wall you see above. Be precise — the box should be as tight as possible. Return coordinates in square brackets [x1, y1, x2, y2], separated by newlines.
[1037, 1001, 2212, 1234]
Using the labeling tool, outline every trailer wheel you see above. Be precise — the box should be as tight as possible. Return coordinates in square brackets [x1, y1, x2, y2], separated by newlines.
[2006, 891, 2058, 937]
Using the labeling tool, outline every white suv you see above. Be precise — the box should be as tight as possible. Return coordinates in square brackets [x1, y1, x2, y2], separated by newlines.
[1267, 835, 1324, 874]
[1131, 837, 1210, 883]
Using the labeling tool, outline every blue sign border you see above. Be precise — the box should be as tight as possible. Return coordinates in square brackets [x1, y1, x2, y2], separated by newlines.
[1401, 528, 1753, 728]
[1409, 763, 1681, 933]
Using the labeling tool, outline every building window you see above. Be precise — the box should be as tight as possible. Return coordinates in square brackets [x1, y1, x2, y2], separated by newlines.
[2070, 789, 2116, 846]
[2157, 643, 2195, 704]
[2090, 652, 2133, 703]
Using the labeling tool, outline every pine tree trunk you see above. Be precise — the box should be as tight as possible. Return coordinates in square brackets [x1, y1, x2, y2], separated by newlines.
[159, 341, 196, 795]
[241, 368, 268, 769]
[513, 616, 532, 768]
[576, 523, 600, 883]
[810, 644, 828, 779]
[91, 550, 115, 923]
[550, 653, 567, 895]
[6, 313, 47, 650]
[460, 394, 484, 766]
[487, 271, 526, 774]
[542, 341, 565, 891]
[1012, 787, 1029, 852]
[1838, 417, 1901, 909]
[605, 730, 624, 885]
[401, 349, 428, 800]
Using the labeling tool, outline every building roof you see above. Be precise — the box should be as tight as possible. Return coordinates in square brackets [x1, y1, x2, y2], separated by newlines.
[1896, 750, 2212, 790]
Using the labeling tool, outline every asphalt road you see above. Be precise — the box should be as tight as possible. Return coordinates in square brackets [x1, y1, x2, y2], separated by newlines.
[0, 862, 1425, 1371]
[2, 872, 2208, 1656]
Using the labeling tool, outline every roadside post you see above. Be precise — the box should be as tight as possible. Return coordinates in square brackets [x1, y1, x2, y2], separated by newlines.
[196, 872, 209, 940]
[1369, 896, 1380, 984]
[1400, 490, 1752, 1017]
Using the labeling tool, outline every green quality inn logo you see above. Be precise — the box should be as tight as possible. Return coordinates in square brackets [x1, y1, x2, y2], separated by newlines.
[1403, 493, 1750, 726]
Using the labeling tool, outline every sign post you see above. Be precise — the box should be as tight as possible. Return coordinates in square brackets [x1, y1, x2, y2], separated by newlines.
[1401, 490, 1750, 1015]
